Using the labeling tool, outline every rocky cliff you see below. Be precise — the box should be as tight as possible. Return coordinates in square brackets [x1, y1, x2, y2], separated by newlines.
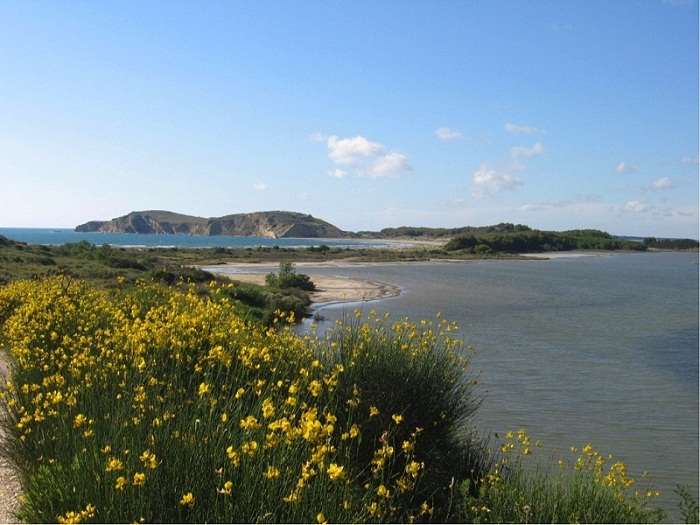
[75, 210, 348, 238]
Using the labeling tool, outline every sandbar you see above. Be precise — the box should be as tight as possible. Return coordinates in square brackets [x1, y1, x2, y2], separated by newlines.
[204, 263, 399, 305]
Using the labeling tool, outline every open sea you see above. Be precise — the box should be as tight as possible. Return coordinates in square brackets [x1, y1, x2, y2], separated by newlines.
[0, 228, 395, 249]
[290, 252, 698, 519]
[3, 228, 697, 518]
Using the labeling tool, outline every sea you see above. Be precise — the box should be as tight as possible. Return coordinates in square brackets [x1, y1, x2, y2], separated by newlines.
[2, 228, 698, 518]
[0, 228, 398, 249]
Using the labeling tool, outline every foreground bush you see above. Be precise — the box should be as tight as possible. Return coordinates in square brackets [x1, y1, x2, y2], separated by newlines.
[459, 430, 664, 524]
[0, 275, 478, 523]
[0, 275, 670, 523]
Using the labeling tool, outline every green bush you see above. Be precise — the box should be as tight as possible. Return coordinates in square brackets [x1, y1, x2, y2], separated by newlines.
[457, 431, 665, 523]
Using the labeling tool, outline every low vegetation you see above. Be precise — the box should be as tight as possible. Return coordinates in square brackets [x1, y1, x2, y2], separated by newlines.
[0, 275, 687, 523]
[444, 228, 648, 254]
[0, 238, 316, 326]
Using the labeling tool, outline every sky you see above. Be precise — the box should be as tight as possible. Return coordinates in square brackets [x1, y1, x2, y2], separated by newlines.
[0, 1, 698, 238]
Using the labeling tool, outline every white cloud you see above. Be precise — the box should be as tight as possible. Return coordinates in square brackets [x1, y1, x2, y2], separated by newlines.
[615, 162, 637, 173]
[681, 155, 699, 165]
[324, 134, 411, 178]
[435, 127, 463, 140]
[624, 200, 652, 213]
[309, 132, 327, 142]
[471, 164, 523, 198]
[505, 122, 544, 135]
[327, 135, 384, 165]
[254, 182, 267, 191]
[509, 142, 544, 158]
[371, 152, 411, 178]
[651, 176, 673, 189]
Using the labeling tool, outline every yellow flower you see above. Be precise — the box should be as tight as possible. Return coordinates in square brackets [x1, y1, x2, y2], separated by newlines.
[406, 460, 423, 478]
[198, 382, 211, 396]
[179, 492, 195, 507]
[308, 379, 322, 397]
[377, 484, 391, 498]
[218, 480, 233, 495]
[226, 446, 241, 467]
[133, 472, 146, 486]
[263, 465, 281, 480]
[73, 413, 87, 428]
[139, 450, 158, 469]
[241, 440, 258, 456]
[367, 501, 379, 517]
[283, 491, 300, 503]
[221, 412, 228, 423]
[57, 511, 81, 524]
[392, 413, 404, 425]
[327, 463, 345, 481]
[115, 476, 127, 490]
[316, 512, 327, 524]
[240, 415, 261, 430]
[105, 457, 124, 472]
[262, 398, 275, 419]
[369, 406, 379, 417]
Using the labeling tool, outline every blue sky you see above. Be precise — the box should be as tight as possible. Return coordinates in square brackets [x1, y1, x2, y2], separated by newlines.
[1, 1, 698, 238]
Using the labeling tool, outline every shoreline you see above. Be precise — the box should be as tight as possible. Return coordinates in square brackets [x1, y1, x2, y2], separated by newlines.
[203, 251, 610, 305]
[206, 267, 400, 305]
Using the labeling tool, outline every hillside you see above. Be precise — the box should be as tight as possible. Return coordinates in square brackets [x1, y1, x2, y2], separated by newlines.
[75, 210, 348, 238]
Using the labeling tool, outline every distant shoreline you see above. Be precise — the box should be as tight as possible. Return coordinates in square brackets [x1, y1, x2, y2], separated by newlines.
[203, 251, 609, 305]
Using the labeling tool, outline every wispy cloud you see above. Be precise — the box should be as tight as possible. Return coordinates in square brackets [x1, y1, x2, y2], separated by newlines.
[324, 135, 412, 178]
[435, 127, 463, 140]
[510, 142, 544, 158]
[253, 182, 267, 191]
[651, 176, 673, 189]
[681, 155, 699, 165]
[628, 176, 674, 194]
[471, 164, 523, 198]
[505, 122, 544, 135]
[615, 162, 637, 173]
[624, 200, 653, 213]
[370, 152, 411, 178]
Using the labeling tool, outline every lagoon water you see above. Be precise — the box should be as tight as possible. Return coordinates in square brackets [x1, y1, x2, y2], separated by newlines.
[300, 252, 698, 517]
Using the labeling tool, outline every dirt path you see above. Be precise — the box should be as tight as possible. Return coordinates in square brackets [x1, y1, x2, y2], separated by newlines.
[0, 352, 21, 523]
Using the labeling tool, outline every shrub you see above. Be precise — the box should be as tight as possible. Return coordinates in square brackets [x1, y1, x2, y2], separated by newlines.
[0, 276, 481, 523]
[265, 262, 316, 292]
[458, 430, 664, 523]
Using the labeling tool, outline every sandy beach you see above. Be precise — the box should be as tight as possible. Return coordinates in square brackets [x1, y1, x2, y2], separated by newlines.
[205, 262, 400, 305]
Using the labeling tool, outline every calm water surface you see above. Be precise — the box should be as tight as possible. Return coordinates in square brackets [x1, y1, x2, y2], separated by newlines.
[0, 227, 396, 249]
[301, 252, 698, 516]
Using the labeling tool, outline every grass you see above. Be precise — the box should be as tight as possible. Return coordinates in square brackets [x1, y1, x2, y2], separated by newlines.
[0, 274, 691, 523]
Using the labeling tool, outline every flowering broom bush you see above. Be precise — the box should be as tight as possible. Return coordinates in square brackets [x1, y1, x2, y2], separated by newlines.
[0, 275, 482, 523]
[459, 429, 665, 523]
